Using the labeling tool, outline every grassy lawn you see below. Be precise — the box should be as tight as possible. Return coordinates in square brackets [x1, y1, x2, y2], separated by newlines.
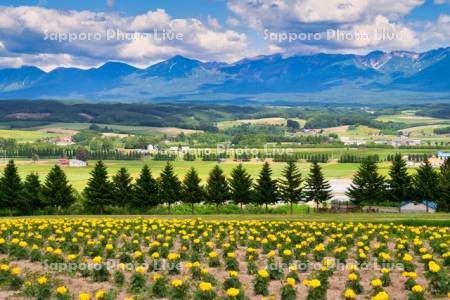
[6, 213, 449, 224]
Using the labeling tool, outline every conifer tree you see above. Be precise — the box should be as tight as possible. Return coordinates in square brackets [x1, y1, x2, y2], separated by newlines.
[346, 157, 385, 208]
[413, 158, 439, 212]
[0, 160, 22, 213]
[254, 162, 278, 212]
[206, 165, 229, 209]
[22, 172, 42, 214]
[111, 167, 133, 207]
[229, 164, 253, 211]
[41, 165, 75, 211]
[387, 154, 412, 208]
[438, 158, 450, 212]
[159, 162, 181, 213]
[132, 165, 159, 209]
[304, 161, 332, 210]
[279, 160, 303, 214]
[182, 167, 204, 214]
[83, 160, 112, 214]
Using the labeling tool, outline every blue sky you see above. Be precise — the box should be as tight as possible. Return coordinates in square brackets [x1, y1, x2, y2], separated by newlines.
[0, 0, 449, 70]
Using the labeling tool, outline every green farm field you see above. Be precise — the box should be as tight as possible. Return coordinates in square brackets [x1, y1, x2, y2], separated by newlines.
[0, 129, 64, 143]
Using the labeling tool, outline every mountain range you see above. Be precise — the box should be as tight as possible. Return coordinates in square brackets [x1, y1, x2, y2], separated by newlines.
[0, 47, 449, 104]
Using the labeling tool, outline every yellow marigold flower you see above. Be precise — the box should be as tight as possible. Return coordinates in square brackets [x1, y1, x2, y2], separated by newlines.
[344, 288, 356, 299]
[79, 293, 91, 300]
[371, 278, 382, 287]
[92, 256, 102, 264]
[226, 288, 240, 297]
[411, 285, 423, 293]
[381, 268, 390, 274]
[167, 253, 180, 261]
[151, 252, 160, 259]
[56, 286, 68, 295]
[199, 282, 213, 292]
[37, 276, 48, 285]
[95, 290, 106, 299]
[11, 267, 21, 275]
[0, 264, 9, 271]
[171, 279, 183, 287]
[283, 249, 292, 256]
[428, 261, 441, 273]
[371, 291, 389, 300]
[105, 244, 113, 250]
[287, 277, 296, 286]
[403, 254, 413, 262]
[258, 270, 269, 278]
[314, 243, 325, 252]
[229, 271, 238, 277]
[348, 273, 358, 281]
[201, 268, 209, 274]
[135, 266, 145, 274]
[133, 250, 142, 258]
[303, 279, 321, 288]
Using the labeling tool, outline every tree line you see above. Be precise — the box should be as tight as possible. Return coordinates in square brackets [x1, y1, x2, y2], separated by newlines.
[347, 154, 450, 211]
[0, 160, 332, 215]
[0, 154, 449, 216]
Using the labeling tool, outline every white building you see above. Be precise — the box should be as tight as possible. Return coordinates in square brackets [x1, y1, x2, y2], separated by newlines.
[69, 159, 87, 167]
[400, 201, 436, 213]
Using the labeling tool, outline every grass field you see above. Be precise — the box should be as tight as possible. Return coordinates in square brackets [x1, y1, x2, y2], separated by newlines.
[375, 110, 449, 125]
[216, 117, 306, 130]
[0, 129, 64, 143]
[28, 122, 201, 136]
[0, 159, 420, 191]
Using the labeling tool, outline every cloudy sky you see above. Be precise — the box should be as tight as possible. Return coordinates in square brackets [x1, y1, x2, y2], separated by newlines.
[0, 0, 449, 70]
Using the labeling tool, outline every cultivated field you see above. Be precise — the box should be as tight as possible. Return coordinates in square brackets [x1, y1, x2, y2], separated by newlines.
[0, 216, 448, 300]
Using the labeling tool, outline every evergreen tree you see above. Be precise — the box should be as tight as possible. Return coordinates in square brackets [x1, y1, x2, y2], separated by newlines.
[279, 160, 303, 214]
[254, 162, 278, 212]
[111, 167, 133, 207]
[83, 161, 112, 214]
[41, 165, 75, 211]
[159, 162, 181, 213]
[413, 158, 439, 212]
[387, 154, 412, 208]
[206, 165, 229, 209]
[0, 160, 22, 213]
[132, 165, 159, 210]
[229, 164, 253, 211]
[182, 167, 204, 214]
[304, 161, 332, 210]
[346, 157, 386, 208]
[22, 172, 42, 214]
[437, 158, 450, 212]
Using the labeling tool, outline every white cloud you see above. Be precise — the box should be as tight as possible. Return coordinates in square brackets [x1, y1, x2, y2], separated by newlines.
[228, 0, 427, 54]
[0, 6, 248, 69]
[434, 0, 450, 4]
[106, 0, 115, 8]
[207, 15, 221, 30]
[226, 17, 240, 27]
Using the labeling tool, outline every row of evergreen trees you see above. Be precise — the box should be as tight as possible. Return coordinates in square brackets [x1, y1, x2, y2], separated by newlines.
[0, 160, 332, 215]
[347, 154, 450, 211]
[0, 154, 448, 215]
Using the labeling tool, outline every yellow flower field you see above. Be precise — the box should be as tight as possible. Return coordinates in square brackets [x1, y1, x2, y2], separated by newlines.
[0, 218, 448, 300]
